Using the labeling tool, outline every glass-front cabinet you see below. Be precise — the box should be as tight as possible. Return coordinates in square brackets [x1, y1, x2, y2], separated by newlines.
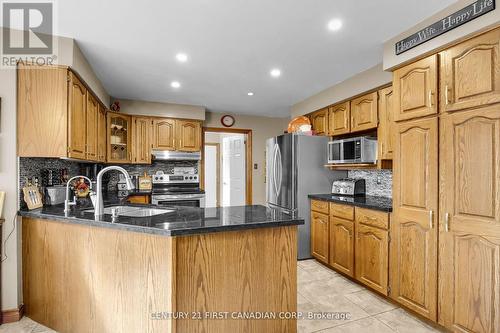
[107, 112, 132, 163]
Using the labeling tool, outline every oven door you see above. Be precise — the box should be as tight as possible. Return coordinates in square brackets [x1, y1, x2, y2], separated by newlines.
[152, 194, 205, 208]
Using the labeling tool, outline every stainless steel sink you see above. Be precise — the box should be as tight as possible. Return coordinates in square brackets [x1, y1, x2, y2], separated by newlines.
[83, 205, 174, 217]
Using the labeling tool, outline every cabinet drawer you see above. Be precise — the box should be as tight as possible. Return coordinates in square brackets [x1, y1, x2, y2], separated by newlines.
[311, 200, 329, 214]
[330, 202, 354, 220]
[355, 207, 389, 230]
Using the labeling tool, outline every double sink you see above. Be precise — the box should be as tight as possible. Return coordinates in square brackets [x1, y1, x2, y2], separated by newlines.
[83, 205, 175, 217]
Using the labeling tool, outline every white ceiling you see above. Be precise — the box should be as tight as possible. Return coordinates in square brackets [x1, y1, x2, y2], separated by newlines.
[57, 0, 456, 117]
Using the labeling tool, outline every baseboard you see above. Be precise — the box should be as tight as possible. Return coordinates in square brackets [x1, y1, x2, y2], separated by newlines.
[1, 304, 24, 324]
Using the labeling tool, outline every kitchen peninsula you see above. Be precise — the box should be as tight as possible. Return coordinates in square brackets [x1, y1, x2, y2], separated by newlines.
[19, 204, 303, 333]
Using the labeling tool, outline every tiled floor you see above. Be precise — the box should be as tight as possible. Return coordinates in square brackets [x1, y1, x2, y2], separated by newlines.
[0, 259, 443, 333]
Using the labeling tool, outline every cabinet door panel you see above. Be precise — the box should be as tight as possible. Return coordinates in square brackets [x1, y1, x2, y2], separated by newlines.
[153, 118, 176, 150]
[391, 116, 438, 320]
[329, 217, 354, 277]
[97, 106, 107, 162]
[85, 93, 98, 161]
[133, 117, 152, 164]
[68, 72, 87, 160]
[439, 106, 500, 332]
[355, 224, 388, 295]
[177, 120, 201, 152]
[328, 102, 350, 136]
[378, 86, 395, 160]
[311, 211, 329, 263]
[351, 92, 378, 132]
[393, 55, 438, 121]
[107, 113, 132, 163]
[311, 109, 328, 136]
[440, 27, 500, 112]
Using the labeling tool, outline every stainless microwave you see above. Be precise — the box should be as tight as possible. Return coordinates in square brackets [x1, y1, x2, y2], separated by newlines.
[328, 136, 377, 164]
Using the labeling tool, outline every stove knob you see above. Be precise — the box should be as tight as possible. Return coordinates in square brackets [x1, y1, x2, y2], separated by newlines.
[160, 177, 164, 180]
[154, 177, 159, 181]
[194, 176, 198, 180]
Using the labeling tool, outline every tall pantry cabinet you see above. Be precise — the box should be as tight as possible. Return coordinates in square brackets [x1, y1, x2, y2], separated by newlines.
[391, 26, 500, 332]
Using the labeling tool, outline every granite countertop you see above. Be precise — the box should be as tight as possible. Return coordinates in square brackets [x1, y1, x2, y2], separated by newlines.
[18, 198, 303, 236]
[308, 194, 392, 212]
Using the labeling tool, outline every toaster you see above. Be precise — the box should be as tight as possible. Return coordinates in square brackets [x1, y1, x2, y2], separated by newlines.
[331, 178, 366, 196]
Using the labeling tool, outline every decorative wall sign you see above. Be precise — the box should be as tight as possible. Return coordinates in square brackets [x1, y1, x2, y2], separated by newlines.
[395, 0, 495, 55]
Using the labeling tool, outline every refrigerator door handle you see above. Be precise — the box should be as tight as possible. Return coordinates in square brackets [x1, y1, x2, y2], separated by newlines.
[272, 143, 279, 197]
[276, 144, 282, 198]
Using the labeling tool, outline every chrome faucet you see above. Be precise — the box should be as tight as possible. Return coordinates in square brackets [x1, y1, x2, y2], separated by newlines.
[64, 176, 93, 213]
[93, 166, 134, 217]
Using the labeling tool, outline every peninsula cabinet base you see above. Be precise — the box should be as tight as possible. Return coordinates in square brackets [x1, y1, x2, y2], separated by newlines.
[22, 217, 298, 333]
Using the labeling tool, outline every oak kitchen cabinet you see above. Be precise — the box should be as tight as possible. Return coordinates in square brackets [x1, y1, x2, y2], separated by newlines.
[328, 102, 350, 136]
[18, 65, 106, 162]
[97, 105, 107, 163]
[350, 92, 378, 133]
[153, 118, 202, 152]
[393, 54, 438, 122]
[310, 108, 328, 136]
[329, 203, 355, 277]
[378, 86, 394, 160]
[391, 116, 438, 321]
[440, 27, 500, 113]
[311, 200, 329, 263]
[107, 112, 132, 163]
[438, 105, 500, 333]
[177, 119, 202, 152]
[132, 117, 152, 164]
[153, 118, 176, 150]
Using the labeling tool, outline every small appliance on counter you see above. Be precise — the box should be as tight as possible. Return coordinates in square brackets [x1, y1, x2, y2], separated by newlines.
[331, 178, 366, 196]
[44, 185, 66, 205]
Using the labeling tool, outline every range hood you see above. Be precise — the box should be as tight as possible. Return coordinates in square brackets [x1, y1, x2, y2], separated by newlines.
[152, 150, 201, 161]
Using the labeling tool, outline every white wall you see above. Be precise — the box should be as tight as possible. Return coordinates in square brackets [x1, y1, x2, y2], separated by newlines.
[290, 64, 392, 118]
[116, 98, 205, 120]
[204, 112, 289, 205]
[383, 0, 500, 70]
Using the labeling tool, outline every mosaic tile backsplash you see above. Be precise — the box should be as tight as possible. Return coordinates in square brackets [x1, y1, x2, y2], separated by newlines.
[347, 169, 392, 198]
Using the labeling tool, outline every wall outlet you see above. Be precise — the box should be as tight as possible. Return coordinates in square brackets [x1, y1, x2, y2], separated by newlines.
[254, 163, 258, 170]
[376, 174, 382, 185]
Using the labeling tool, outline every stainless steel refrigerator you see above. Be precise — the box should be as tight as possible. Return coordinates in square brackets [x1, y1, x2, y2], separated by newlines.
[266, 134, 346, 259]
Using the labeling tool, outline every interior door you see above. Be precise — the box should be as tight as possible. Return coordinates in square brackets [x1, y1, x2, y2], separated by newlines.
[391, 116, 438, 320]
[393, 54, 438, 121]
[68, 72, 87, 159]
[222, 135, 246, 207]
[204, 145, 219, 208]
[439, 106, 500, 333]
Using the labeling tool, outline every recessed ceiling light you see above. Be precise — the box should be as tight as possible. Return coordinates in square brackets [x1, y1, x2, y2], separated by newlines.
[171, 81, 181, 88]
[176, 53, 188, 62]
[247, 92, 254, 96]
[328, 19, 343, 31]
[270, 69, 281, 78]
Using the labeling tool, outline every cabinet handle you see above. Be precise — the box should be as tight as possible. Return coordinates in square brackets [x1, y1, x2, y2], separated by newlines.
[444, 213, 450, 232]
[445, 85, 450, 105]
[429, 210, 433, 229]
[428, 90, 433, 107]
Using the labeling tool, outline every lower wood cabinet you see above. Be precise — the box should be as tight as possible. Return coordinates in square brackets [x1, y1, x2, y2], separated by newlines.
[355, 224, 388, 295]
[311, 210, 329, 263]
[329, 216, 354, 277]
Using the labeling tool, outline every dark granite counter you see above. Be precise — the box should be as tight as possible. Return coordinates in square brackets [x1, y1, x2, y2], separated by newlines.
[308, 194, 392, 212]
[18, 201, 303, 236]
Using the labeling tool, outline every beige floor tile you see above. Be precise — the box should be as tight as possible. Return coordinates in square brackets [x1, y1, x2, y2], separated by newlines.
[299, 275, 363, 300]
[320, 317, 395, 333]
[299, 261, 340, 280]
[0, 317, 55, 333]
[375, 308, 442, 333]
[344, 289, 398, 315]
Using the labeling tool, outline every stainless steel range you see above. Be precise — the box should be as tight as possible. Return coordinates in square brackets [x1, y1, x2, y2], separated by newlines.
[151, 167, 205, 208]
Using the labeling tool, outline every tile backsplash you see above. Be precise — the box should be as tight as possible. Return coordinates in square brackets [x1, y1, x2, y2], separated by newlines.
[347, 169, 392, 198]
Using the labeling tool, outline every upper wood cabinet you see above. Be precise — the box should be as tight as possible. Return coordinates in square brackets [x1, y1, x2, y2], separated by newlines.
[177, 120, 202, 152]
[107, 112, 132, 163]
[85, 93, 98, 161]
[329, 216, 354, 277]
[311, 108, 328, 136]
[68, 72, 87, 160]
[153, 118, 176, 150]
[440, 27, 500, 113]
[391, 116, 438, 321]
[132, 117, 152, 164]
[328, 102, 350, 136]
[97, 105, 107, 163]
[350, 92, 378, 132]
[311, 210, 329, 264]
[393, 55, 438, 122]
[378, 86, 395, 160]
[438, 106, 500, 332]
